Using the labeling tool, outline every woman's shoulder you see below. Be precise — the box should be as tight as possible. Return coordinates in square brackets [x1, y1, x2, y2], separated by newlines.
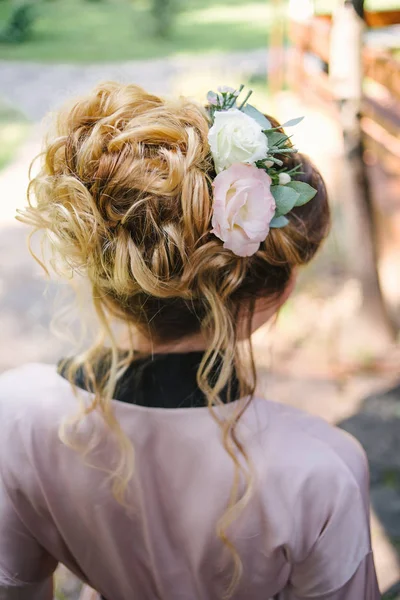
[248, 398, 371, 570]
[0, 361, 67, 394]
[0, 362, 72, 427]
[249, 396, 368, 495]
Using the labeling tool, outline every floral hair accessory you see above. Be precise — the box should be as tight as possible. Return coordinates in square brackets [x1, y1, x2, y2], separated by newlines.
[206, 85, 318, 257]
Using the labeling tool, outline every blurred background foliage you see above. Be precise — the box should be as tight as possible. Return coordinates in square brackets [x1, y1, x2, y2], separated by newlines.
[0, 0, 271, 61]
[314, 0, 399, 12]
[0, 0, 395, 63]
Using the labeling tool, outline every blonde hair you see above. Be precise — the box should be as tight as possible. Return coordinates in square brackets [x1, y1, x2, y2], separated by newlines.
[19, 82, 329, 597]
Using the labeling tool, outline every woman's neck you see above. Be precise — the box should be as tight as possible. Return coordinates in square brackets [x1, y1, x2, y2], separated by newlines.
[126, 331, 207, 355]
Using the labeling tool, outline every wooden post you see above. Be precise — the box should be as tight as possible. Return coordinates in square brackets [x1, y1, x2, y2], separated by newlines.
[329, 0, 396, 341]
[286, 0, 313, 95]
[269, 0, 286, 96]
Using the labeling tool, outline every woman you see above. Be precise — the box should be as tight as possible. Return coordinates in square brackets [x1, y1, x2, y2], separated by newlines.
[0, 83, 380, 599]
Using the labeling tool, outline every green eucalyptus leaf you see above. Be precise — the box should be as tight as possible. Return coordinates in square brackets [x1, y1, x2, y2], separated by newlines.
[281, 116, 304, 128]
[266, 131, 288, 148]
[270, 215, 290, 228]
[242, 104, 272, 130]
[271, 185, 300, 216]
[286, 181, 318, 206]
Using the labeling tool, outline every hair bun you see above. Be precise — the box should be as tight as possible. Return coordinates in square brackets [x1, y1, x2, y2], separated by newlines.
[21, 83, 329, 338]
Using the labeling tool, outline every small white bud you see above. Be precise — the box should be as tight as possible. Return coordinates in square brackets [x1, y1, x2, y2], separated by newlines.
[264, 160, 274, 168]
[279, 173, 292, 185]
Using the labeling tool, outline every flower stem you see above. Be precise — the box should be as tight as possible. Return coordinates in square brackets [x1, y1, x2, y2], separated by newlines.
[238, 89, 253, 110]
[232, 84, 245, 106]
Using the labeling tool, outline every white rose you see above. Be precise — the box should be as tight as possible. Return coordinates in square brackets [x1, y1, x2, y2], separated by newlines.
[278, 173, 291, 185]
[208, 108, 269, 173]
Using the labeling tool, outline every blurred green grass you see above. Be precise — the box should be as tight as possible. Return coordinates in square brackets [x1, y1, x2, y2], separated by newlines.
[0, 0, 395, 63]
[0, 102, 29, 170]
[0, 0, 271, 63]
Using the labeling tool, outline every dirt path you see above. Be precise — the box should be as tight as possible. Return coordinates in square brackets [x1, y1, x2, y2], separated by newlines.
[0, 49, 267, 120]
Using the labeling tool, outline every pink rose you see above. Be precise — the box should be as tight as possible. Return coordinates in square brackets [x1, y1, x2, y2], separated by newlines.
[211, 163, 276, 257]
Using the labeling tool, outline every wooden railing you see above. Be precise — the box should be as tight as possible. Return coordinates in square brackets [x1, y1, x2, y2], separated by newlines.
[288, 13, 400, 164]
[364, 10, 400, 27]
[286, 5, 400, 336]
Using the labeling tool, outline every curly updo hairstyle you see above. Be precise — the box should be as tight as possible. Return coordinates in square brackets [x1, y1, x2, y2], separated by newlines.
[19, 82, 329, 597]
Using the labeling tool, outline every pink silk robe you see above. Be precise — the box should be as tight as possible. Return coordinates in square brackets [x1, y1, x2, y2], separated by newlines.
[0, 363, 381, 599]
